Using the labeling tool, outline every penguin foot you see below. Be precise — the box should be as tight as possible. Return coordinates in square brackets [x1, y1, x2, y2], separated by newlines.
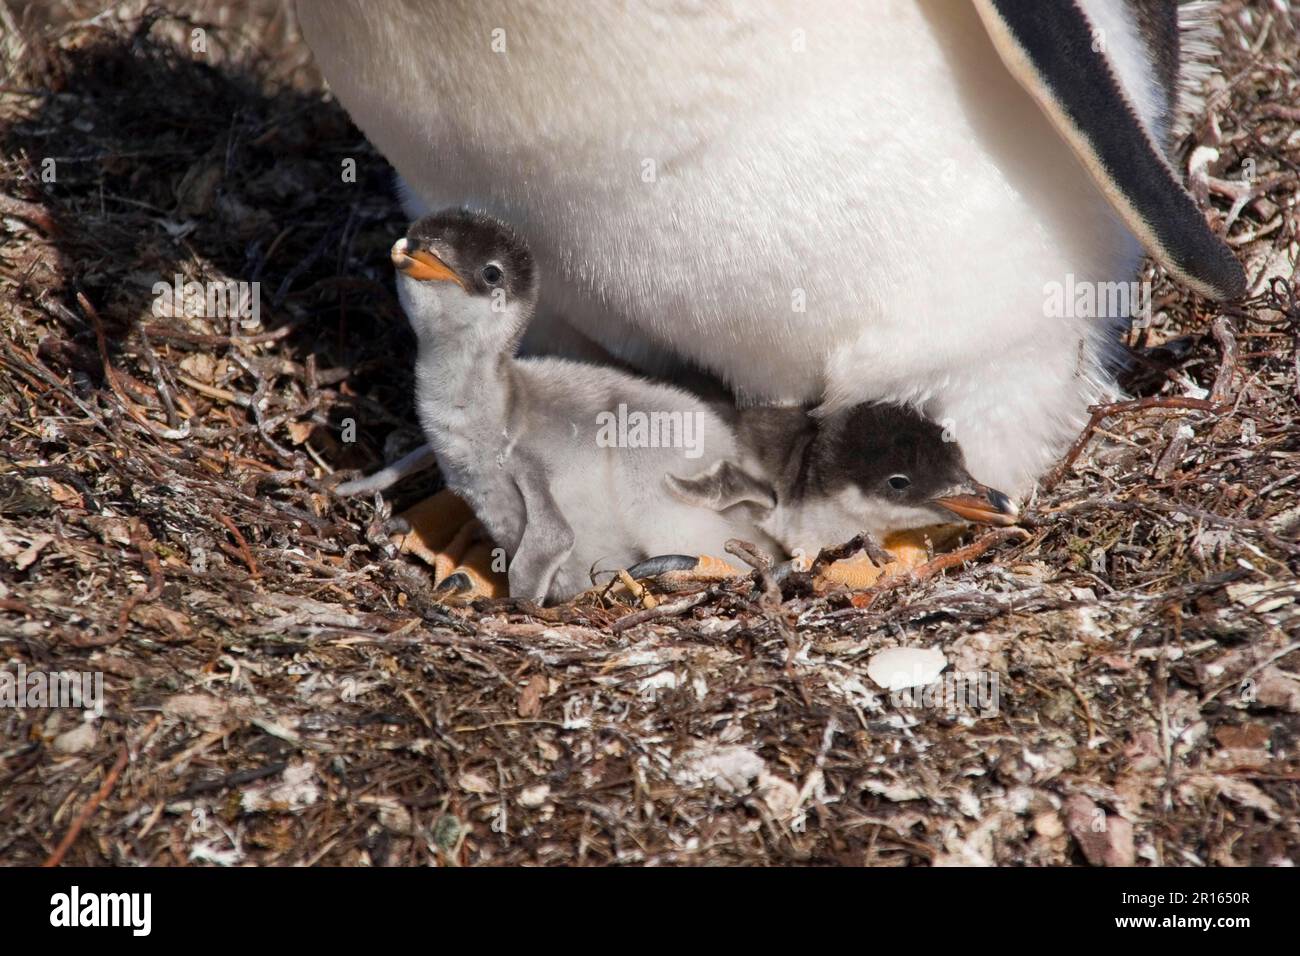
[814, 525, 966, 592]
[815, 553, 899, 590]
[388, 490, 507, 603]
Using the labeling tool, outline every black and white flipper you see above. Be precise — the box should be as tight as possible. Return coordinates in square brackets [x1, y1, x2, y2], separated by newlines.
[973, 0, 1246, 300]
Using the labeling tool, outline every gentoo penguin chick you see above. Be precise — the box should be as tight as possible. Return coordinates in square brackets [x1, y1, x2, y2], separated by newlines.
[393, 208, 777, 603]
[377, 209, 1020, 598]
[667, 403, 1019, 563]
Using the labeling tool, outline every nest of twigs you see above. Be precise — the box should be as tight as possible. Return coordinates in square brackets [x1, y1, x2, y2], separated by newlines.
[0, 1, 1297, 866]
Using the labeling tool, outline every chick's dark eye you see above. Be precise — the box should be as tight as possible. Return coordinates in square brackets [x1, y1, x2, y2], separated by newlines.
[481, 264, 503, 285]
[887, 474, 911, 491]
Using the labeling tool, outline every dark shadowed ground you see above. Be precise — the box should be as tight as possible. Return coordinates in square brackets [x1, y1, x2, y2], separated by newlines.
[0, 1, 1297, 866]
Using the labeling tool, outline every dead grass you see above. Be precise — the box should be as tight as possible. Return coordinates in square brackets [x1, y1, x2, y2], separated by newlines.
[0, 1, 1297, 867]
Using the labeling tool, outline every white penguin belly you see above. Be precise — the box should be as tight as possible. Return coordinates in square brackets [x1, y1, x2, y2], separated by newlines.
[303, 0, 1150, 489]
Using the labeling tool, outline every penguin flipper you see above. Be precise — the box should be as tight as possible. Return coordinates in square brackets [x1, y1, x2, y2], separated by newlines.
[335, 443, 438, 496]
[972, 0, 1246, 300]
[664, 461, 777, 513]
[615, 554, 744, 597]
[508, 470, 576, 603]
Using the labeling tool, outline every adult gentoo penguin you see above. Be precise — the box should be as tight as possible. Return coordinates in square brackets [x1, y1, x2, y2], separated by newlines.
[298, 1, 1244, 494]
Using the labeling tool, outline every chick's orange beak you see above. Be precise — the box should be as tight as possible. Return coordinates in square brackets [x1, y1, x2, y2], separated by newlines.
[391, 237, 465, 287]
[933, 483, 1020, 526]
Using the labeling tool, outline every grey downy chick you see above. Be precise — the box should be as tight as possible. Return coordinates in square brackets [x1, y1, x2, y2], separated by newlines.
[393, 208, 777, 603]
[666, 403, 1020, 563]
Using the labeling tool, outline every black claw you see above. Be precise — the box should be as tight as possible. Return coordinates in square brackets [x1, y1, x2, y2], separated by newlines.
[434, 571, 472, 594]
[770, 558, 805, 586]
[383, 516, 413, 535]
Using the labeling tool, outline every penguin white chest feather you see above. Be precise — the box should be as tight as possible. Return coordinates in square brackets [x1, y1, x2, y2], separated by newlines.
[301, 0, 1174, 492]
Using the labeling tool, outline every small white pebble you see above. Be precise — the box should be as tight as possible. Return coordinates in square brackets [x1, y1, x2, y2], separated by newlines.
[53, 721, 98, 754]
[867, 646, 947, 691]
[518, 784, 550, 809]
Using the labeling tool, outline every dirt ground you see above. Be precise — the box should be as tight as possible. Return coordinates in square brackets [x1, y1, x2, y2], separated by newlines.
[0, 1, 1297, 866]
